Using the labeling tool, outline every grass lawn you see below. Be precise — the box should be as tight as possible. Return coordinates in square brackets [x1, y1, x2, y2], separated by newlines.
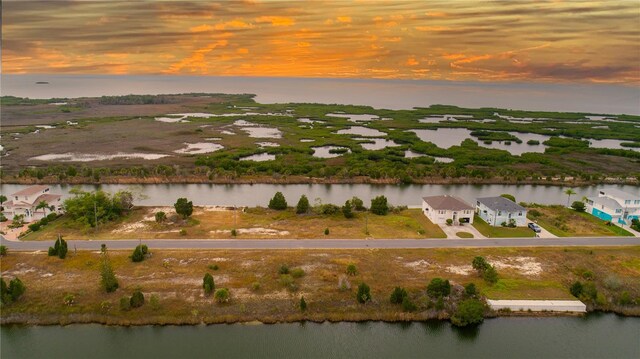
[472, 215, 535, 238]
[23, 207, 446, 241]
[456, 232, 474, 238]
[2, 246, 638, 324]
[527, 205, 633, 237]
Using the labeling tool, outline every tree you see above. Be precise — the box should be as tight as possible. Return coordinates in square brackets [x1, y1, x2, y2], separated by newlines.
[356, 283, 371, 303]
[500, 194, 516, 202]
[296, 195, 309, 214]
[300, 296, 307, 312]
[427, 278, 451, 298]
[48, 236, 68, 259]
[451, 299, 485, 327]
[215, 288, 230, 303]
[390, 287, 408, 304]
[472, 256, 490, 272]
[346, 264, 357, 276]
[564, 188, 577, 207]
[0, 245, 7, 256]
[63, 188, 128, 227]
[100, 260, 119, 293]
[342, 200, 354, 219]
[350, 196, 365, 211]
[268, 192, 288, 210]
[370, 195, 389, 215]
[482, 266, 499, 285]
[464, 283, 477, 297]
[130, 290, 145, 308]
[131, 244, 148, 262]
[402, 297, 417, 312]
[571, 201, 586, 212]
[35, 200, 49, 216]
[203, 273, 215, 295]
[0, 278, 8, 305]
[0, 194, 7, 209]
[174, 198, 193, 219]
[570, 281, 583, 298]
[155, 211, 166, 223]
[8, 278, 26, 302]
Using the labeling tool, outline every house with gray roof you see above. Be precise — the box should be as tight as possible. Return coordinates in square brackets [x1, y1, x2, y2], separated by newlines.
[475, 196, 527, 227]
[422, 195, 474, 225]
[585, 188, 639, 225]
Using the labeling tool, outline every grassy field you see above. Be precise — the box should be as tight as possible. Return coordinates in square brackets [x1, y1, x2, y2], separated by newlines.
[472, 215, 535, 238]
[1, 246, 638, 325]
[527, 205, 633, 237]
[23, 207, 447, 240]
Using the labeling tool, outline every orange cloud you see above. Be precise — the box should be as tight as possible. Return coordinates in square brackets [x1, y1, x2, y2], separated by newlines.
[256, 16, 295, 27]
[414, 26, 450, 32]
[336, 16, 351, 23]
[406, 57, 419, 66]
[425, 11, 447, 17]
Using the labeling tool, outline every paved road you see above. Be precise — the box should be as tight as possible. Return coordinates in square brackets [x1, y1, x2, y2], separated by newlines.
[2, 236, 639, 251]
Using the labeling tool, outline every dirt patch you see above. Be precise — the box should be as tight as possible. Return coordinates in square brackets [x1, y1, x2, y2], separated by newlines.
[112, 222, 148, 234]
[489, 256, 543, 276]
[446, 265, 473, 276]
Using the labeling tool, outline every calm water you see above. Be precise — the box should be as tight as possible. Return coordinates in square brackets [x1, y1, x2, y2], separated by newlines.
[3, 74, 639, 115]
[1, 315, 638, 359]
[0, 183, 637, 207]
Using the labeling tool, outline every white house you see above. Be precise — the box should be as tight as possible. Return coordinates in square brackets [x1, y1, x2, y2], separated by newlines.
[585, 188, 640, 225]
[422, 195, 474, 225]
[2, 185, 63, 222]
[476, 196, 527, 227]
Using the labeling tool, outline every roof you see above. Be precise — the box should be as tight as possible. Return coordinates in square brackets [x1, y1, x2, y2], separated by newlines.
[11, 185, 50, 197]
[477, 196, 526, 212]
[599, 188, 638, 201]
[588, 196, 622, 210]
[37, 194, 61, 203]
[422, 195, 473, 210]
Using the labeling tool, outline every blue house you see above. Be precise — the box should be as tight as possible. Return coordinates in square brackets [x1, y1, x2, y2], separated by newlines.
[585, 189, 640, 225]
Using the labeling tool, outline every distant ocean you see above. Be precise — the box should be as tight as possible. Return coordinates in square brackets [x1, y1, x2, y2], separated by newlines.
[2, 74, 639, 115]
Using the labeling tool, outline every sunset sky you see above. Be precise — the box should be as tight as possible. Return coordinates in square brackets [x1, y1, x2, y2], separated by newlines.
[3, 0, 639, 84]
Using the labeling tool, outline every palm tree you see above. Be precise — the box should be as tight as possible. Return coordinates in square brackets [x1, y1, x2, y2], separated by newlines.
[564, 189, 576, 207]
[0, 194, 6, 211]
[35, 201, 49, 217]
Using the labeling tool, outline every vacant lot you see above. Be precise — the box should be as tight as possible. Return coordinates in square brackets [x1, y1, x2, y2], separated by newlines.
[1, 246, 638, 325]
[527, 205, 633, 237]
[472, 215, 535, 238]
[23, 207, 447, 240]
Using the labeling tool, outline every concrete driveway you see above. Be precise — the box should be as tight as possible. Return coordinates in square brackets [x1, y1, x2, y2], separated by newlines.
[438, 223, 486, 239]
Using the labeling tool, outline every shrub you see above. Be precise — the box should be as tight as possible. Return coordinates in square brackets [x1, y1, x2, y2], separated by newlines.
[570, 281, 584, 298]
[390, 287, 408, 304]
[0, 245, 6, 256]
[350, 197, 366, 211]
[231, 229, 237, 237]
[581, 282, 598, 301]
[150, 295, 160, 311]
[279, 274, 297, 291]
[446, 218, 453, 226]
[268, 192, 288, 210]
[571, 201, 586, 212]
[100, 260, 119, 293]
[174, 198, 193, 219]
[435, 296, 445, 310]
[130, 291, 145, 308]
[251, 282, 261, 292]
[338, 276, 351, 291]
[48, 236, 68, 259]
[296, 195, 309, 214]
[4, 277, 26, 303]
[300, 296, 307, 312]
[119, 296, 131, 311]
[63, 294, 75, 306]
[370, 196, 389, 215]
[500, 194, 516, 202]
[28, 222, 42, 232]
[356, 283, 371, 303]
[203, 273, 215, 295]
[131, 245, 145, 262]
[618, 291, 632, 305]
[342, 200, 354, 219]
[346, 264, 357, 276]
[179, 229, 187, 236]
[451, 299, 486, 327]
[482, 266, 499, 285]
[528, 209, 542, 218]
[472, 256, 490, 272]
[603, 275, 622, 290]
[208, 264, 219, 271]
[278, 264, 290, 275]
[155, 211, 166, 223]
[464, 283, 477, 297]
[324, 228, 330, 235]
[427, 278, 451, 298]
[402, 297, 417, 312]
[290, 268, 305, 278]
[214, 288, 230, 303]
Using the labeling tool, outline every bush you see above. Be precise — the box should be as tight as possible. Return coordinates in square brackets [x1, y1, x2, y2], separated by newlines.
[231, 229, 237, 237]
[278, 264, 290, 275]
[370, 196, 389, 215]
[28, 222, 42, 232]
[0, 245, 6, 256]
[174, 198, 193, 219]
[100, 260, 119, 293]
[427, 278, 451, 298]
[446, 218, 453, 226]
[342, 200, 354, 218]
[464, 283, 477, 297]
[214, 288, 230, 303]
[482, 266, 499, 285]
[4, 277, 26, 303]
[570, 281, 584, 298]
[279, 274, 297, 291]
[119, 296, 131, 311]
[571, 201, 586, 212]
[604, 275, 623, 290]
[581, 282, 598, 301]
[500, 194, 516, 202]
[300, 296, 307, 312]
[451, 299, 486, 327]
[402, 297, 417, 312]
[528, 209, 542, 218]
[208, 264, 219, 271]
[356, 283, 372, 303]
[346, 264, 357, 276]
[390, 287, 408, 304]
[179, 229, 187, 236]
[64, 294, 75, 306]
[296, 195, 309, 214]
[130, 291, 145, 308]
[618, 291, 632, 305]
[324, 228, 330, 235]
[150, 295, 160, 311]
[131, 245, 145, 262]
[155, 211, 166, 223]
[350, 197, 366, 211]
[290, 268, 305, 278]
[203, 273, 215, 295]
[48, 236, 68, 259]
[251, 282, 261, 292]
[472, 256, 490, 272]
[268, 192, 288, 210]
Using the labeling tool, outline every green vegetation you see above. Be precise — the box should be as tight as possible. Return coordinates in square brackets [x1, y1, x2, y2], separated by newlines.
[390, 287, 408, 304]
[100, 259, 119, 293]
[571, 201, 586, 212]
[472, 256, 499, 285]
[155, 211, 166, 223]
[1, 277, 26, 305]
[131, 244, 149, 262]
[473, 215, 534, 238]
[269, 192, 288, 210]
[427, 278, 451, 298]
[300, 296, 307, 312]
[342, 200, 354, 219]
[203, 273, 215, 295]
[130, 291, 145, 308]
[456, 232, 474, 238]
[296, 195, 310, 214]
[370, 196, 389, 215]
[451, 299, 486, 327]
[215, 288, 230, 303]
[356, 283, 372, 304]
[346, 264, 358, 276]
[0, 246, 6, 256]
[174, 198, 193, 219]
[527, 205, 633, 237]
[63, 189, 133, 228]
[47, 236, 68, 259]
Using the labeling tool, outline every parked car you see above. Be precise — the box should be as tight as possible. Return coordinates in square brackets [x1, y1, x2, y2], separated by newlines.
[528, 223, 542, 233]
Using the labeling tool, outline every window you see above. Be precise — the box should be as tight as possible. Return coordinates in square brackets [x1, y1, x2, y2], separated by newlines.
[615, 209, 622, 213]
[518, 212, 523, 216]
[498, 211, 502, 216]
[625, 200, 631, 204]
